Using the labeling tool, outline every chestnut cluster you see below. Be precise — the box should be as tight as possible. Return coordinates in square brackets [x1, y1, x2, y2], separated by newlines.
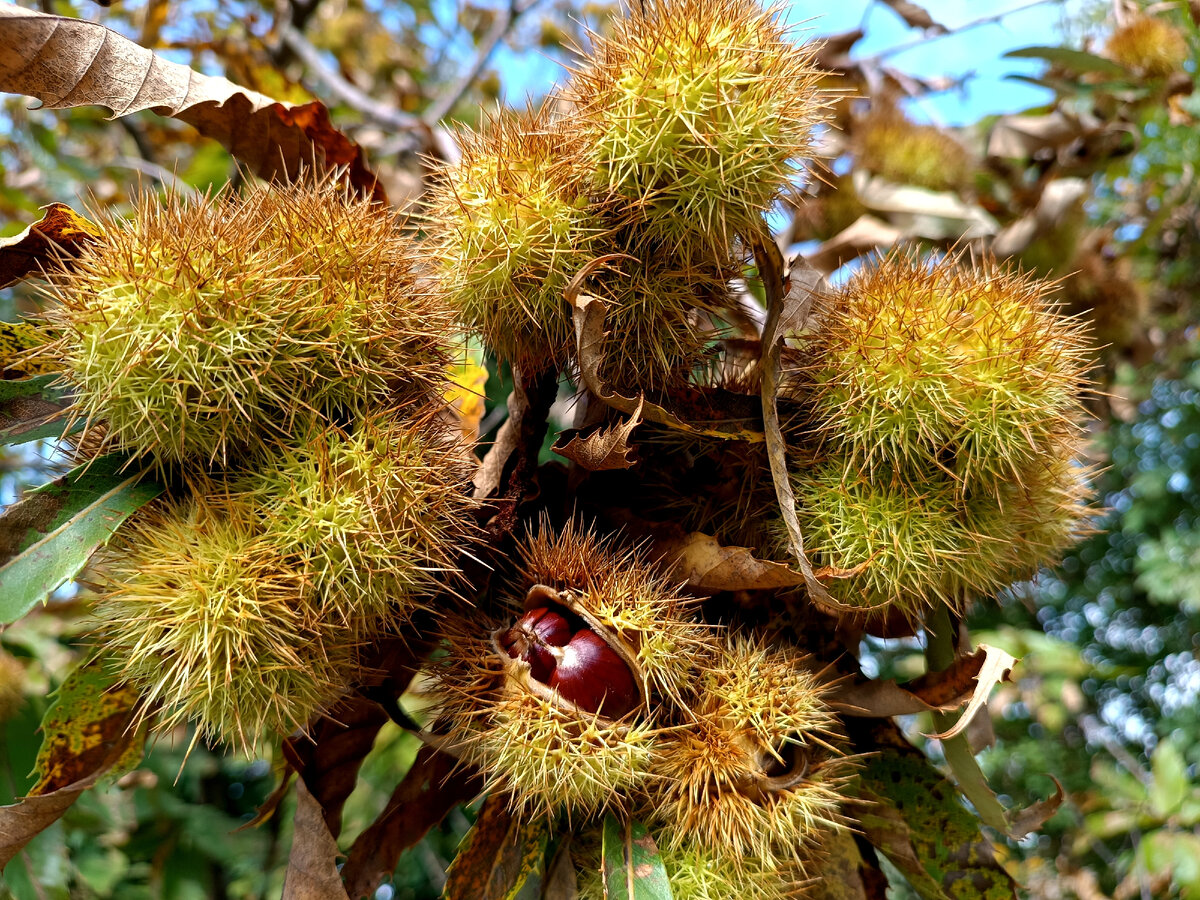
[432, 523, 846, 893]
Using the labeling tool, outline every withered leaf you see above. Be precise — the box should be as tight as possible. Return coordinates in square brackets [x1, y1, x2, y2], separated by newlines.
[0, 7, 383, 201]
[0, 701, 141, 869]
[751, 229, 852, 613]
[552, 399, 643, 472]
[659, 531, 804, 593]
[808, 214, 901, 275]
[281, 776, 350, 900]
[33, 655, 143, 795]
[340, 747, 481, 900]
[879, 0, 948, 33]
[282, 695, 390, 838]
[926, 644, 1017, 742]
[0, 203, 100, 290]
[829, 645, 1012, 718]
[443, 794, 550, 900]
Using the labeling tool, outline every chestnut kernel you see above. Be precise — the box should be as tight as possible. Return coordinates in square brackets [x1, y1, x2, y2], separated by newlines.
[549, 630, 640, 719]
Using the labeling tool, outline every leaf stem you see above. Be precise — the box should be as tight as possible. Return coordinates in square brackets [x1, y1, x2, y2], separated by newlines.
[925, 603, 1009, 833]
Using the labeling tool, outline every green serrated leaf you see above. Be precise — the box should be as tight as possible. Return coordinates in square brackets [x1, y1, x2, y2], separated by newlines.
[0, 373, 77, 446]
[852, 726, 1016, 900]
[601, 814, 673, 900]
[33, 654, 144, 794]
[0, 454, 163, 625]
[1002, 45, 1128, 75]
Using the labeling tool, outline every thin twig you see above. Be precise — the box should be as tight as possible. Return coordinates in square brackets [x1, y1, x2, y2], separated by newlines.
[277, 22, 423, 134]
[859, 0, 1059, 65]
[423, 0, 545, 124]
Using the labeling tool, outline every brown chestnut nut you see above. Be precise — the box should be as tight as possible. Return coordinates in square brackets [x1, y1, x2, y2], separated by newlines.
[500, 607, 572, 683]
[549, 629, 640, 719]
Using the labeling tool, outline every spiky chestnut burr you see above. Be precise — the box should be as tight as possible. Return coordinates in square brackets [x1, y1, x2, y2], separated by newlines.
[853, 108, 974, 193]
[1105, 15, 1189, 78]
[424, 104, 600, 373]
[639, 633, 846, 868]
[516, 520, 716, 709]
[781, 447, 1093, 616]
[790, 250, 1093, 492]
[230, 413, 476, 629]
[585, 234, 739, 396]
[45, 181, 448, 466]
[95, 495, 348, 751]
[569, 0, 827, 251]
[432, 609, 658, 821]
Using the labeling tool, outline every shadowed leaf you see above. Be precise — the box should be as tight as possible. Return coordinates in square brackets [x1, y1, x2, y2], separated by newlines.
[0, 203, 99, 290]
[601, 814, 672, 900]
[0, 455, 162, 625]
[341, 746, 482, 900]
[33, 655, 143, 795]
[0, 7, 383, 201]
[443, 795, 549, 900]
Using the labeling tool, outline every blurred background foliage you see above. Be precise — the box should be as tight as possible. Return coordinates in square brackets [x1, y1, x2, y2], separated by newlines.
[4, 0, 1200, 897]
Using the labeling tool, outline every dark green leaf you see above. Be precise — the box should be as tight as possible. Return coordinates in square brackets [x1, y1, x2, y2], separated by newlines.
[600, 814, 672, 900]
[1003, 45, 1128, 75]
[0, 454, 162, 625]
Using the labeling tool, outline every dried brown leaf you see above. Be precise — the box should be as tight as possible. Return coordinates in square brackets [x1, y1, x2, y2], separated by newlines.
[0, 715, 140, 869]
[340, 747, 481, 900]
[281, 776, 349, 900]
[552, 399, 643, 471]
[829, 647, 1001, 718]
[880, 0, 948, 32]
[0, 203, 99, 290]
[926, 644, 1017, 742]
[659, 531, 804, 593]
[1008, 776, 1066, 839]
[751, 229, 857, 613]
[0, 7, 383, 200]
[282, 696, 390, 838]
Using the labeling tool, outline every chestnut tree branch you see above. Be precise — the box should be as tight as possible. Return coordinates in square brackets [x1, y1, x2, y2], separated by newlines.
[423, 0, 545, 124]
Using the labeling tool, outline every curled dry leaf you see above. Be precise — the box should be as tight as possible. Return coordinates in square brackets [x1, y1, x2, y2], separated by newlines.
[0, 6, 383, 200]
[0, 202, 100, 290]
[926, 644, 1018, 742]
[829, 644, 1005, 718]
[751, 228, 857, 614]
[552, 398, 643, 472]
